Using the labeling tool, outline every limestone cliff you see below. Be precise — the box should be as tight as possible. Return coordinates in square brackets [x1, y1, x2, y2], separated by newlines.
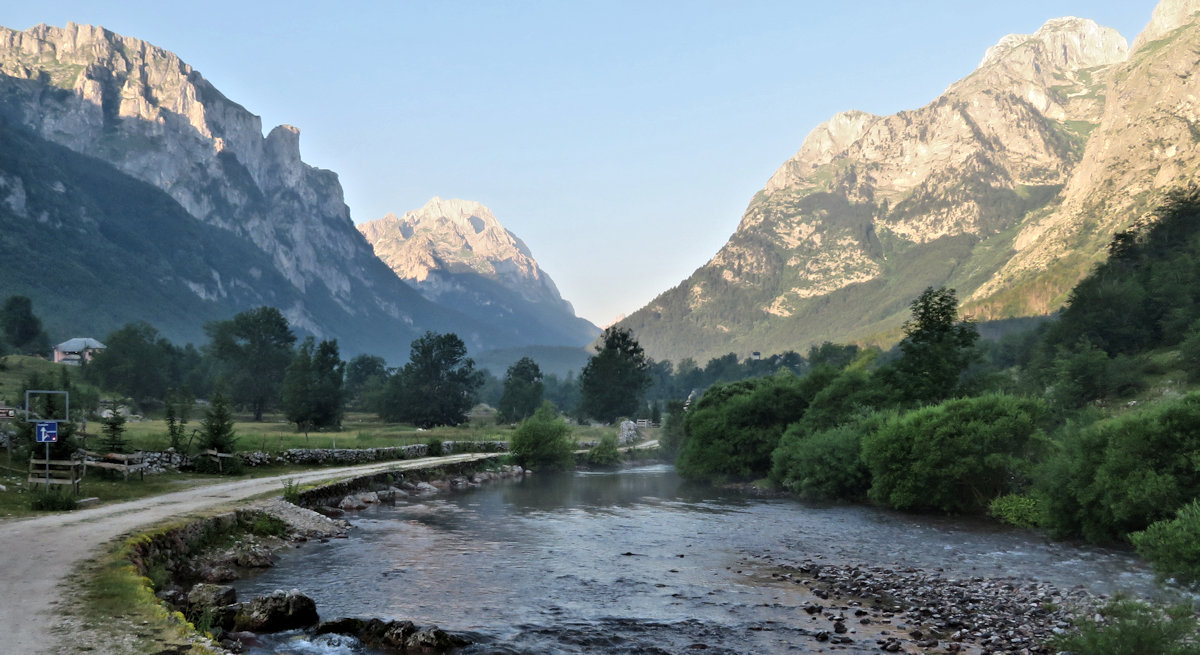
[359, 198, 599, 347]
[0, 23, 539, 359]
[970, 3, 1200, 316]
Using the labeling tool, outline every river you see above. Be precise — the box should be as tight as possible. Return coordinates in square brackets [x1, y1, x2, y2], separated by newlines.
[233, 464, 1157, 654]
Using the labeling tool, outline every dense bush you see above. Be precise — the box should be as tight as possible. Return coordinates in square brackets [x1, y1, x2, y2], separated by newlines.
[676, 368, 837, 482]
[657, 400, 687, 458]
[769, 420, 874, 500]
[1050, 597, 1200, 655]
[586, 433, 621, 468]
[987, 494, 1044, 529]
[1131, 500, 1200, 586]
[509, 402, 575, 471]
[1037, 392, 1200, 543]
[791, 368, 892, 436]
[861, 394, 1046, 514]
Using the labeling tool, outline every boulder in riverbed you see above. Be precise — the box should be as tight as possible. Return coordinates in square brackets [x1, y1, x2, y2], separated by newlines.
[187, 583, 237, 611]
[234, 589, 319, 632]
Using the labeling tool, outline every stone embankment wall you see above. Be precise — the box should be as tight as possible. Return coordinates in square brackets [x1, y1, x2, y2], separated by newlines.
[125, 457, 521, 653]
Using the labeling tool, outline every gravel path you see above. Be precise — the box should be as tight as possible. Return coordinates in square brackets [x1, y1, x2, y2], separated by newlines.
[0, 453, 499, 655]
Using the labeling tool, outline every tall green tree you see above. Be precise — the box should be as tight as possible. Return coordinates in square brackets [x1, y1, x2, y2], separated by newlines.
[1, 295, 50, 355]
[205, 307, 296, 421]
[379, 332, 484, 428]
[579, 326, 651, 423]
[86, 322, 171, 407]
[282, 338, 346, 432]
[497, 357, 543, 423]
[881, 287, 979, 405]
[344, 353, 389, 410]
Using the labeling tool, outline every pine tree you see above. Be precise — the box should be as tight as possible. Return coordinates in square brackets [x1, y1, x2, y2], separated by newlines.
[100, 412, 129, 454]
[200, 392, 237, 453]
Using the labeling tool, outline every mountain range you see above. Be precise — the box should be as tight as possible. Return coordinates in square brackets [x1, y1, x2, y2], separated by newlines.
[2, 1, 1197, 369]
[0, 23, 594, 363]
[620, 0, 1200, 362]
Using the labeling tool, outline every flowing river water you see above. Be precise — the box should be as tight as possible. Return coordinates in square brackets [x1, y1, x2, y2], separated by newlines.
[233, 464, 1158, 654]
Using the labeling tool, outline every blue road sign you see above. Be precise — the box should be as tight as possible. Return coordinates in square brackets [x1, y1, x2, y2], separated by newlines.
[35, 422, 58, 443]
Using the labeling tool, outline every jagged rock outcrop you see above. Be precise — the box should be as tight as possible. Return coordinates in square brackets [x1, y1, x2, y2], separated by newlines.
[360, 197, 599, 347]
[620, 14, 1149, 362]
[1132, 0, 1200, 49]
[0, 22, 569, 358]
[970, 3, 1200, 317]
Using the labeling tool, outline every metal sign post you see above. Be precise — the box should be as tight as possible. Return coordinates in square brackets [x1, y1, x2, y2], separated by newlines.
[25, 391, 69, 492]
[35, 422, 58, 487]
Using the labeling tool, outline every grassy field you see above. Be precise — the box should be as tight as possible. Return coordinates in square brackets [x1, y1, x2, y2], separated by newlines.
[114, 411, 521, 454]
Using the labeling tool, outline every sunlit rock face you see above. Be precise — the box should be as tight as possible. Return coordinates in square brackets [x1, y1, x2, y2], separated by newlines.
[621, 6, 1200, 362]
[360, 198, 599, 347]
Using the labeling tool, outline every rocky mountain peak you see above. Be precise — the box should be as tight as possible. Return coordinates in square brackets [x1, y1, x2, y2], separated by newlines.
[764, 110, 879, 193]
[976, 17, 1128, 72]
[1133, 0, 1200, 50]
[406, 196, 510, 241]
[358, 197, 561, 303]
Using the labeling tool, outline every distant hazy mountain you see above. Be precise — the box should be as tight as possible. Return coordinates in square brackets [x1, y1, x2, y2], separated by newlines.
[0, 23, 588, 361]
[359, 197, 599, 347]
[621, 1, 1200, 362]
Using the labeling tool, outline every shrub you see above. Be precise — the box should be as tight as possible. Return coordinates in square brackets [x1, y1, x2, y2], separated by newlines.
[1131, 500, 1200, 586]
[30, 488, 77, 511]
[281, 479, 302, 505]
[677, 368, 837, 482]
[510, 402, 575, 471]
[1050, 597, 1200, 655]
[425, 438, 444, 457]
[250, 513, 289, 537]
[794, 368, 892, 435]
[1037, 392, 1200, 542]
[658, 400, 687, 458]
[988, 494, 1044, 528]
[770, 421, 873, 500]
[586, 433, 621, 468]
[861, 394, 1047, 514]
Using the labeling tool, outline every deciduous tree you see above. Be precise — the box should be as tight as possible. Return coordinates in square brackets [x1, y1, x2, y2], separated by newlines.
[579, 327, 650, 423]
[0, 295, 50, 355]
[497, 357, 543, 423]
[282, 338, 345, 432]
[205, 307, 296, 421]
[881, 287, 979, 405]
[379, 332, 483, 428]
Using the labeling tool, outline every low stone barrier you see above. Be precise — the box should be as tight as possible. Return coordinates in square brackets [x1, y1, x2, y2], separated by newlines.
[119, 441, 511, 473]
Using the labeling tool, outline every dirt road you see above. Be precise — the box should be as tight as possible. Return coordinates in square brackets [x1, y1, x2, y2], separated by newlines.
[0, 453, 500, 654]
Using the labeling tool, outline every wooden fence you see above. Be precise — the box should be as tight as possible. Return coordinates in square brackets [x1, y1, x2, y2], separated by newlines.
[28, 458, 83, 494]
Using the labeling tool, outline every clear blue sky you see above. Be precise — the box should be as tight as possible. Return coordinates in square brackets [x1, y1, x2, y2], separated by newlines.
[5, 1, 1157, 326]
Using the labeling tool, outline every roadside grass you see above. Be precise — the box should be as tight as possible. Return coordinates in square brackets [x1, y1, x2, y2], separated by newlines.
[66, 523, 221, 655]
[0, 463, 344, 518]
